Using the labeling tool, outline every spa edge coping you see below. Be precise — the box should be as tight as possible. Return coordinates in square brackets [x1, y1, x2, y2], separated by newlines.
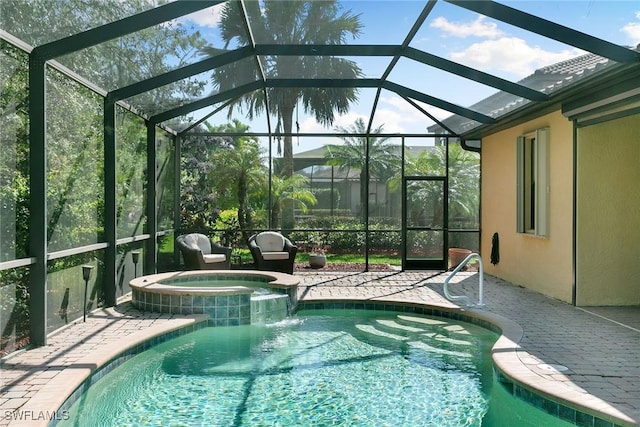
[8, 297, 634, 427]
[129, 269, 300, 295]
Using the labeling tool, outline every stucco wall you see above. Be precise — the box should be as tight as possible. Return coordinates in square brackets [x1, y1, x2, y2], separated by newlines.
[481, 111, 574, 302]
[576, 113, 640, 306]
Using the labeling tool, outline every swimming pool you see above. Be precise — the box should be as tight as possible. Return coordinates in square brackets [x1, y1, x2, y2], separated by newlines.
[59, 309, 572, 426]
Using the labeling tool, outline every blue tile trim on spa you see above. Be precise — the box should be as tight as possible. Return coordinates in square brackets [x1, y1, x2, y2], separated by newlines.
[161, 273, 270, 285]
[131, 273, 295, 325]
[295, 301, 623, 427]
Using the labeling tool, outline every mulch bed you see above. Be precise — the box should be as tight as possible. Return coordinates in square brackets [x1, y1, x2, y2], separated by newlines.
[295, 262, 395, 272]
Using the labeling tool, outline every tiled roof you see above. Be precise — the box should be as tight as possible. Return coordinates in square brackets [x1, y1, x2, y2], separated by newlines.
[431, 49, 632, 134]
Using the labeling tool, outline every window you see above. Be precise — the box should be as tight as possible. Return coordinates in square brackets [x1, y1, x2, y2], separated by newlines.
[517, 128, 550, 236]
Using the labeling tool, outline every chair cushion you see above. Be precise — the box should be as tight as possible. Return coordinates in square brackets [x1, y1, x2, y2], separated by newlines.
[255, 232, 285, 252]
[203, 254, 226, 264]
[184, 234, 211, 254]
[261, 252, 290, 261]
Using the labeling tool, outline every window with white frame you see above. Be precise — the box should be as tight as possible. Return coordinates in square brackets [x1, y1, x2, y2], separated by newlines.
[516, 128, 550, 237]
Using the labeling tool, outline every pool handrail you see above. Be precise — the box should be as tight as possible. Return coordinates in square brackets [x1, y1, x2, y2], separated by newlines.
[444, 252, 485, 308]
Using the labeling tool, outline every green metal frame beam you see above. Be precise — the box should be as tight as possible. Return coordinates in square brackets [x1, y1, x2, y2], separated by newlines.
[373, 0, 437, 140]
[380, 0, 437, 82]
[446, 0, 640, 64]
[254, 44, 401, 56]
[151, 76, 495, 125]
[112, 41, 548, 117]
[403, 47, 549, 102]
[150, 80, 263, 124]
[31, 1, 223, 60]
[402, 95, 458, 136]
[253, 44, 547, 101]
[144, 123, 157, 275]
[383, 81, 496, 124]
[108, 46, 254, 102]
[28, 56, 47, 346]
[267, 78, 496, 124]
[266, 78, 380, 89]
[103, 101, 117, 307]
[108, 41, 548, 125]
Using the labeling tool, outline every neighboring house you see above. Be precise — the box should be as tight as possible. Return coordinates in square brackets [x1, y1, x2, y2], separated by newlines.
[291, 145, 436, 218]
[431, 48, 640, 306]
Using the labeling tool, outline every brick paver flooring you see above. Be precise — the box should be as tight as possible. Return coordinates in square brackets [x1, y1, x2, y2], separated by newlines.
[1, 271, 638, 426]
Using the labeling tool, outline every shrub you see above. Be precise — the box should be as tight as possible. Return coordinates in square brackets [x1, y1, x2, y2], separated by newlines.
[213, 209, 241, 247]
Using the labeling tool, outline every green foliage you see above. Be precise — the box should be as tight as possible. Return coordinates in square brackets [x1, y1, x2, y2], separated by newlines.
[0, 41, 30, 261]
[447, 143, 480, 227]
[0, 268, 30, 356]
[326, 118, 401, 223]
[115, 108, 147, 238]
[180, 133, 231, 230]
[213, 209, 242, 247]
[305, 208, 352, 217]
[210, 0, 363, 229]
[207, 121, 266, 233]
[289, 216, 401, 254]
[311, 187, 341, 211]
[269, 174, 317, 229]
[45, 69, 105, 251]
[0, 0, 210, 114]
[157, 131, 176, 231]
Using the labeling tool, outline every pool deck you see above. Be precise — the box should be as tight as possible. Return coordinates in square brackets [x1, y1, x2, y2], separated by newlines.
[1, 270, 638, 426]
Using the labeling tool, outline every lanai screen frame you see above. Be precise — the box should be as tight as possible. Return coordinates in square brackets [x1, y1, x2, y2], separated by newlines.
[0, 0, 638, 348]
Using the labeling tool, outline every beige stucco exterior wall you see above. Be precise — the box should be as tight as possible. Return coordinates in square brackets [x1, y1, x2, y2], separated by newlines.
[576, 113, 640, 306]
[481, 110, 574, 302]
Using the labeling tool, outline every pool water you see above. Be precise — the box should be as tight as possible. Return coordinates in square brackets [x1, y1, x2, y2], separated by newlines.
[60, 310, 572, 426]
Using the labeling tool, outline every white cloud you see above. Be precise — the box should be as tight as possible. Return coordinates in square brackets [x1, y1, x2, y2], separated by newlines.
[430, 15, 503, 39]
[370, 109, 409, 133]
[621, 11, 640, 46]
[279, 98, 453, 142]
[380, 96, 450, 123]
[450, 37, 583, 78]
[333, 112, 370, 130]
[180, 4, 223, 28]
[298, 108, 418, 135]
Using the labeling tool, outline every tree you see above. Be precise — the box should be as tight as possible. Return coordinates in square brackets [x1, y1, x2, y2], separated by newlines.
[0, 0, 215, 353]
[269, 174, 317, 229]
[180, 130, 231, 230]
[394, 143, 479, 227]
[205, 0, 363, 229]
[0, 41, 30, 261]
[0, 0, 209, 116]
[325, 118, 400, 222]
[447, 143, 480, 227]
[208, 120, 266, 237]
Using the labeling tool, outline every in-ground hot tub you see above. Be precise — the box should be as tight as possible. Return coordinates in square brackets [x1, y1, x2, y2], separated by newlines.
[129, 270, 299, 325]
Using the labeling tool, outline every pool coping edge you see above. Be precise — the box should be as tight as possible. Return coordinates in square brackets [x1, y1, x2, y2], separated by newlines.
[296, 300, 636, 427]
[7, 312, 209, 427]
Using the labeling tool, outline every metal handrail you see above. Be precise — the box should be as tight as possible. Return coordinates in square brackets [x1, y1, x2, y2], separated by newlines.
[443, 252, 485, 308]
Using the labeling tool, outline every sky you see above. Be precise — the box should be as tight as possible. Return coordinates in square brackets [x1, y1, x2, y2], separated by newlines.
[177, 1, 640, 151]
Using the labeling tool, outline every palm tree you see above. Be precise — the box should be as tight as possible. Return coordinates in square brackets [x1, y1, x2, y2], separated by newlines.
[208, 120, 266, 235]
[325, 118, 400, 222]
[447, 143, 480, 227]
[269, 174, 317, 229]
[392, 143, 479, 227]
[204, 0, 363, 229]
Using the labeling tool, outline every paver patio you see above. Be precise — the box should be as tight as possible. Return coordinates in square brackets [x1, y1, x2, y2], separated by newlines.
[1, 270, 638, 426]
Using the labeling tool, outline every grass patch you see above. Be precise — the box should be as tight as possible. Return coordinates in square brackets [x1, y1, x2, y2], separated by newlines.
[305, 253, 401, 266]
